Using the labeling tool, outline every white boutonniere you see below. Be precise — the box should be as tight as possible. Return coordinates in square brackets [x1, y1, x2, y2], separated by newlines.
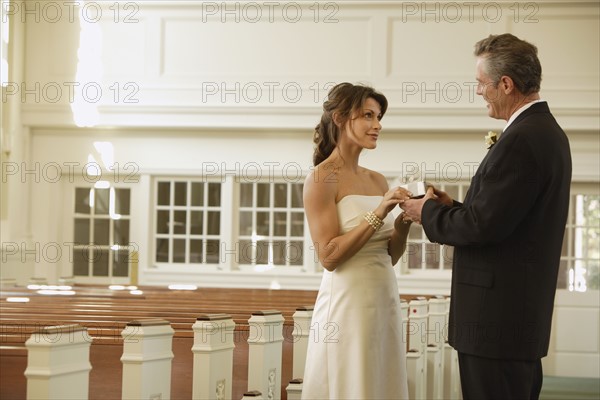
[485, 131, 498, 149]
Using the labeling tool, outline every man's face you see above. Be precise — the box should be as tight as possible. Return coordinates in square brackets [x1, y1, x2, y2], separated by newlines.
[475, 56, 510, 121]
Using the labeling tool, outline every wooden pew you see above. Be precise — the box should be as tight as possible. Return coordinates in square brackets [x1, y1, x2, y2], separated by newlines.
[1, 284, 445, 399]
[1, 285, 318, 400]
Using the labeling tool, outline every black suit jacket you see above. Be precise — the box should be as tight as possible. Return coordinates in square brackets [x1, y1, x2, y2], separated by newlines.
[422, 102, 572, 360]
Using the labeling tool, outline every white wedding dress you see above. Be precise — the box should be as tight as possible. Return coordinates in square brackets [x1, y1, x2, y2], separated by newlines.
[302, 195, 409, 400]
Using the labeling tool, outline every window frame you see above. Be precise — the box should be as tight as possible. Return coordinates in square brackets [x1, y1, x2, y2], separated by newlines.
[68, 180, 134, 285]
[560, 183, 600, 292]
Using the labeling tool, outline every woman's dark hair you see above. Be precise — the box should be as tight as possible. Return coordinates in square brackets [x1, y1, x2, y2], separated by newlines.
[312, 82, 388, 166]
[474, 33, 542, 95]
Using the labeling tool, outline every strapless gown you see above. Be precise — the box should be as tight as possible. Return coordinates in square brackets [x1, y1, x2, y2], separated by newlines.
[301, 195, 408, 400]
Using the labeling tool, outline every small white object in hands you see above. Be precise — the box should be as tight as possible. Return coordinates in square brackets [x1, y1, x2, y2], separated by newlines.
[400, 181, 429, 199]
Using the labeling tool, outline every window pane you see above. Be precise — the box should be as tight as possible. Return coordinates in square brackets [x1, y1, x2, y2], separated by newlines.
[157, 182, 170, 206]
[240, 183, 253, 207]
[239, 212, 253, 236]
[208, 183, 221, 206]
[257, 212, 270, 235]
[587, 260, 599, 290]
[291, 184, 303, 208]
[191, 182, 204, 206]
[74, 219, 90, 245]
[425, 243, 439, 269]
[408, 243, 422, 269]
[174, 182, 187, 206]
[561, 230, 568, 257]
[445, 185, 459, 202]
[174, 210, 187, 234]
[557, 259, 569, 289]
[95, 189, 110, 215]
[289, 241, 303, 266]
[291, 212, 304, 237]
[272, 240, 286, 265]
[73, 248, 89, 276]
[113, 250, 129, 277]
[408, 224, 422, 240]
[206, 240, 220, 264]
[207, 211, 220, 235]
[257, 183, 270, 207]
[156, 239, 169, 262]
[190, 211, 203, 235]
[156, 210, 170, 234]
[113, 219, 130, 245]
[238, 240, 253, 264]
[274, 183, 287, 207]
[92, 249, 109, 276]
[256, 241, 269, 264]
[190, 239, 203, 263]
[585, 228, 599, 260]
[173, 239, 186, 263]
[442, 245, 454, 270]
[94, 219, 109, 246]
[582, 195, 600, 226]
[75, 188, 91, 214]
[568, 197, 576, 225]
[274, 212, 287, 236]
[114, 189, 130, 215]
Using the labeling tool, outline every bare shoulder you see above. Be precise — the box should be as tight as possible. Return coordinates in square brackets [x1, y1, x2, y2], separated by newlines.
[361, 167, 389, 192]
[303, 164, 338, 205]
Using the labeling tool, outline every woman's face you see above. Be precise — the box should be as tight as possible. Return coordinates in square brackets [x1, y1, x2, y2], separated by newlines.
[342, 97, 383, 149]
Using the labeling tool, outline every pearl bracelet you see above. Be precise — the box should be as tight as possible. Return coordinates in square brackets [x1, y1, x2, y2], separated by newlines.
[364, 211, 384, 231]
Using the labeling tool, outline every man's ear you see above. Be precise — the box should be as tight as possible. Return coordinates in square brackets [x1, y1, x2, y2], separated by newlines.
[500, 75, 515, 94]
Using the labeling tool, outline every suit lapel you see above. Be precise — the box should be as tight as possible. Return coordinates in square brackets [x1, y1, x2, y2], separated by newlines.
[464, 102, 549, 205]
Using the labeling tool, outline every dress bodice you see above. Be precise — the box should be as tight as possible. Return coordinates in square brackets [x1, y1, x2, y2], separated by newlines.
[336, 195, 394, 252]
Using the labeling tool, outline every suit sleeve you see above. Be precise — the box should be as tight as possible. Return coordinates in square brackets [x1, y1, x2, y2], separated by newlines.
[422, 134, 542, 247]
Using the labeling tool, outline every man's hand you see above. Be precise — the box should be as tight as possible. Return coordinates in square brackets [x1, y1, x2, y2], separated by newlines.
[401, 186, 454, 224]
[400, 187, 435, 224]
[431, 187, 453, 207]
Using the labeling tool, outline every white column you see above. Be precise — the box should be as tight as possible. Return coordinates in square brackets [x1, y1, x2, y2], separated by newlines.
[121, 319, 174, 400]
[241, 390, 263, 400]
[403, 299, 423, 400]
[444, 345, 462, 400]
[192, 313, 236, 400]
[427, 296, 446, 400]
[401, 299, 409, 346]
[291, 305, 313, 379]
[428, 296, 447, 349]
[406, 349, 425, 400]
[409, 297, 429, 399]
[285, 378, 303, 400]
[25, 324, 92, 400]
[247, 310, 284, 400]
[442, 296, 462, 399]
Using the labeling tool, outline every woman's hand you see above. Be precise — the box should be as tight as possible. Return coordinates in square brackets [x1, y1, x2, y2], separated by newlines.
[373, 186, 413, 219]
[394, 212, 413, 231]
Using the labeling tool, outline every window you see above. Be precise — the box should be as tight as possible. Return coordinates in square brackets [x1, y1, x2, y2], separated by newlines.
[72, 186, 132, 280]
[151, 177, 307, 270]
[560, 188, 600, 292]
[238, 182, 304, 268]
[154, 180, 222, 264]
[402, 182, 469, 271]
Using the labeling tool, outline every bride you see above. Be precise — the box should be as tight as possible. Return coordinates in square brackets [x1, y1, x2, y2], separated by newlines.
[301, 82, 411, 399]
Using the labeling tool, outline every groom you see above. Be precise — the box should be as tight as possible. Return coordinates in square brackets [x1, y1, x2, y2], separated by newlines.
[401, 34, 572, 399]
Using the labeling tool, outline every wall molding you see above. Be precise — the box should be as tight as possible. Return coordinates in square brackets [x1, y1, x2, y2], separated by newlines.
[21, 103, 600, 131]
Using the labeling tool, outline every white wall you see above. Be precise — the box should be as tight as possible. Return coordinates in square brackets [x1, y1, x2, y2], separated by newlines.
[1, 0, 599, 378]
